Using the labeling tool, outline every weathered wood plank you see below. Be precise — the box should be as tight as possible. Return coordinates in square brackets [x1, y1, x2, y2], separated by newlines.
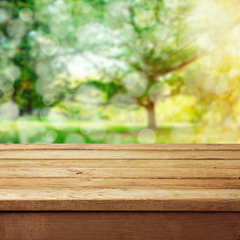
[0, 144, 240, 211]
[0, 178, 240, 189]
[0, 189, 240, 211]
[0, 150, 240, 159]
[0, 212, 240, 240]
[0, 144, 240, 151]
[1, 159, 240, 169]
[1, 167, 240, 178]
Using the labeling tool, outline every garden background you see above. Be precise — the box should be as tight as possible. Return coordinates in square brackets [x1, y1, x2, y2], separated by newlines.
[0, 0, 240, 143]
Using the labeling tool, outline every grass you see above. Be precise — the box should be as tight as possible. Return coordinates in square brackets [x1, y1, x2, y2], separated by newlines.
[0, 116, 239, 143]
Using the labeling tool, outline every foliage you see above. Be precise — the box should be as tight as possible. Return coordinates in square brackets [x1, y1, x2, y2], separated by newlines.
[1, 0, 240, 142]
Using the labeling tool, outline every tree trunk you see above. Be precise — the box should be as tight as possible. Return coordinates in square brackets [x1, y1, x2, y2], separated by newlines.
[26, 97, 32, 115]
[146, 102, 157, 130]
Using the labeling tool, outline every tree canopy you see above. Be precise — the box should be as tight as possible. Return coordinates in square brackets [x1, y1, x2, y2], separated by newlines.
[1, 0, 240, 143]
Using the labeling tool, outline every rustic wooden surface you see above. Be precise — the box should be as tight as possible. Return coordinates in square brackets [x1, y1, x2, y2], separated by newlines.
[0, 212, 240, 240]
[0, 144, 240, 211]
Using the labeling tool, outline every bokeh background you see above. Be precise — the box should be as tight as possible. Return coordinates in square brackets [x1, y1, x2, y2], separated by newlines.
[0, 0, 240, 144]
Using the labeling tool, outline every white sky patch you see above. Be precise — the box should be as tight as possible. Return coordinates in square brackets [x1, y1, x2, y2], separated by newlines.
[67, 55, 95, 78]
[67, 53, 127, 79]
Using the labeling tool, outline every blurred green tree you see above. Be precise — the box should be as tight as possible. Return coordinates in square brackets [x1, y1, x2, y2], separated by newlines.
[0, 0, 48, 114]
[1, 0, 240, 131]
[73, 0, 198, 129]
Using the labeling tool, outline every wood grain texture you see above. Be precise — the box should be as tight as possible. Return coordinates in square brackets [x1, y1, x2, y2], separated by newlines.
[1, 189, 240, 211]
[1, 167, 240, 178]
[0, 212, 240, 240]
[1, 178, 240, 189]
[1, 149, 240, 159]
[1, 159, 240, 168]
[0, 144, 240, 211]
[0, 143, 240, 150]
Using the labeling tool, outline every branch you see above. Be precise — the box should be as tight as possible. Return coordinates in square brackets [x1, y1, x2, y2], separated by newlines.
[154, 8, 240, 79]
[158, 54, 198, 77]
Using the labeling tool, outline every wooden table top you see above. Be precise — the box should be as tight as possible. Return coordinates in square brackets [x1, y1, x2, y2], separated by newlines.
[1, 144, 240, 211]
